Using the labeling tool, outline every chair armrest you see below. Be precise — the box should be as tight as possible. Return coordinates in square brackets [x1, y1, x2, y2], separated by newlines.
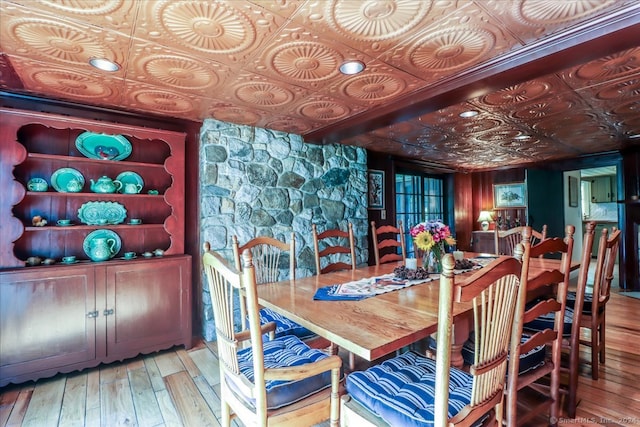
[235, 321, 277, 342]
[264, 355, 342, 381]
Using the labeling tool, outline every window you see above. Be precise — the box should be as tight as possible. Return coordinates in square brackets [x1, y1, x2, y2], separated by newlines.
[395, 172, 444, 258]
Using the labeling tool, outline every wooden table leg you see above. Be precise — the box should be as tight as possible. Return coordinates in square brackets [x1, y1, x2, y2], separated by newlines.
[451, 311, 472, 369]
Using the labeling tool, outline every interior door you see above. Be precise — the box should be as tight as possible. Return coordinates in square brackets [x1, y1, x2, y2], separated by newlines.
[526, 169, 564, 239]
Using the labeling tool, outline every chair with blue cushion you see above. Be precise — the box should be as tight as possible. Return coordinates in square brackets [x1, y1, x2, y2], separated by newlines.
[567, 225, 620, 382]
[232, 234, 324, 344]
[507, 225, 574, 426]
[341, 251, 527, 427]
[203, 243, 342, 427]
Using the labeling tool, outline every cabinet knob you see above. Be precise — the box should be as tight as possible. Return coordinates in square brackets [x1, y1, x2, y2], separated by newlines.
[103, 308, 114, 316]
[87, 310, 99, 318]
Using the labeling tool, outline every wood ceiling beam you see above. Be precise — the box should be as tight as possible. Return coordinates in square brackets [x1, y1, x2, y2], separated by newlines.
[305, 4, 640, 145]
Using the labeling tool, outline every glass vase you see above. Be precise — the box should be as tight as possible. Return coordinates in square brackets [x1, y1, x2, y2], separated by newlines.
[424, 245, 444, 274]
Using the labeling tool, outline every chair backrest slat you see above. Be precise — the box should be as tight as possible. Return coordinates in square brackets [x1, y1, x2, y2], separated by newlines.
[232, 233, 295, 330]
[312, 223, 357, 275]
[371, 220, 406, 265]
[494, 225, 547, 255]
[593, 227, 620, 308]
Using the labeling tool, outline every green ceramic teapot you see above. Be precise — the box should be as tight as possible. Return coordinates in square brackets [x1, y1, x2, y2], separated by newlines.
[90, 176, 122, 193]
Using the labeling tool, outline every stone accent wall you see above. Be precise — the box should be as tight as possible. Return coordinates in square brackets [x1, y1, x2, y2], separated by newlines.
[199, 119, 369, 340]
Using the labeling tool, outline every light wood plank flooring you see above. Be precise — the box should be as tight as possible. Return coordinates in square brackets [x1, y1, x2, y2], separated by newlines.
[1, 290, 639, 427]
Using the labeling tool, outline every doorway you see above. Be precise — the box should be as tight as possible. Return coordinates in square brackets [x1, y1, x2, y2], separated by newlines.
[566, 166, 619, 268]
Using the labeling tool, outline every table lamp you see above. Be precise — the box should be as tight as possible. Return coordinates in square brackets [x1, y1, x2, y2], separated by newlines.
[477, 210, 494, 231]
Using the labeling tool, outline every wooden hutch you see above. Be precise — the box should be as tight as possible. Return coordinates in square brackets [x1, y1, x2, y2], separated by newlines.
[0, 108, 192, 386]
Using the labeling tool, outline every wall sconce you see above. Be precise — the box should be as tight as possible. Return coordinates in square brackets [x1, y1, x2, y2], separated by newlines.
[477, 211, 494, 231]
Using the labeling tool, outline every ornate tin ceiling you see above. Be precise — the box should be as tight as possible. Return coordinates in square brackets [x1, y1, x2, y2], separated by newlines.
[1, 0, 639, 171]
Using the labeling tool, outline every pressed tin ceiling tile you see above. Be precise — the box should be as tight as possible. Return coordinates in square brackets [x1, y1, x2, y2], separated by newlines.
[0, 0, 639, 171]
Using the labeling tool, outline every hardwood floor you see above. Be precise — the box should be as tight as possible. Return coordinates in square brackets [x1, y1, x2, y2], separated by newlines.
[1, 290, 639, 427]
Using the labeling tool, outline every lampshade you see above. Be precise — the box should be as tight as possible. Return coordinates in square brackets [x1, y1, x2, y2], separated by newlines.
[477, 211, 494, 222]
[477, 211, 493, 231]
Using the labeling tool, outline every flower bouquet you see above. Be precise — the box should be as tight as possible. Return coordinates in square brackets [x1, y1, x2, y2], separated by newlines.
[410, 219, 456, 273]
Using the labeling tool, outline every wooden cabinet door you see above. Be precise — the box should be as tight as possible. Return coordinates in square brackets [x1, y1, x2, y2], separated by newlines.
[103, 256, 191, 360]
[471, 231, 496, 254]
[591, 176, 613, 202]
[0, 266, 99, 386]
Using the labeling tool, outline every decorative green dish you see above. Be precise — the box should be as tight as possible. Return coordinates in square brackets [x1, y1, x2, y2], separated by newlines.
[78, 201, 127, 225]
[75, 132, 132, 161]
[51, 167, 85, 192]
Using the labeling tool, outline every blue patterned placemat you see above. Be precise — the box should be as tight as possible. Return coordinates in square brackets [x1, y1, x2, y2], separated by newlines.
[313, 258, 490, 301]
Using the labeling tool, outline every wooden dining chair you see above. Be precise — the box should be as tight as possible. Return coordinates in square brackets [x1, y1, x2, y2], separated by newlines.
[312, 222, 356, 275]
[506, 225, 574, 427]
[341, 251, 527, 427]
[495, 224, 547, 255]
[202, 243, 342, 427]
[568, 226, 621, 382]
[312, 222, 358, 369]
[232, 234, 327, 348]
[370, 220, 406, 265]
[563, 221, 596, 418]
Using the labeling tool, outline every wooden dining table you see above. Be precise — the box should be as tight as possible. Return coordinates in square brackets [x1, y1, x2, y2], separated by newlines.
[256, 254, 578, 367]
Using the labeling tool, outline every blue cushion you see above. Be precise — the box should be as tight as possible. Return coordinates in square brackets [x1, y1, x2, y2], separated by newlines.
[259, 307, 316, 340]
[523, 300, 573, 337]
[461, 334, 545, 375]
[566, 291, 600, 315]
[346, 351, 473, 427]
[227, 335, 334, 410]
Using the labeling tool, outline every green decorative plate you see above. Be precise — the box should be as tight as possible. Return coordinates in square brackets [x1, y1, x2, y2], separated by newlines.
[51, 167, 85, 192]
[116, 171, 144, 193]
[78, 201, 127, 225]
[75, 132, 132, 161]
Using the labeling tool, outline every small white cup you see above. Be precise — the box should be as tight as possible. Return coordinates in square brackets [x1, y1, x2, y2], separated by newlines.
[453, 250, 464, 261]
[405, 258, 418, 270]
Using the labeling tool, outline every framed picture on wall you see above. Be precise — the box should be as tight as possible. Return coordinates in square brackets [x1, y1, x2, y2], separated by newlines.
[568, 176, 579, 207]
[493, 182, 527, 208]
[368, 169, 385, 210]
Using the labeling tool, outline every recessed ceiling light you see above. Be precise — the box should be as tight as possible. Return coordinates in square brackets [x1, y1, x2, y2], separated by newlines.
[89, 57, 120, 72]
[514, 135, 531, 140]
[339, 60, 365, 75]
[629, 134, 640, 139]
[459, 110, 479, 118]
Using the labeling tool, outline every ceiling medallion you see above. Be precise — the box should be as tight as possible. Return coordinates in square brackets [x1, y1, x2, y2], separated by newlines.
[299, 100, 349, 121]
[574, 48, 640, 81]
[32, 69, 112, 98]
[271, 42, 341, 81]
[409, 27, 494, 72]
[141, 55, 218, 89]
[518, 0, 616, 25]
[482, 81, 552, 106]
[209, 107, 261, 125]
[265, 118, 313, 134]
[158, 1, 255, 54]
[328, 0, 431, 41]
[234, 82, 294, 107]
[12, 20, 109, 65]
[130, 89, 193, 113]
[342, 73, 404, 100]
